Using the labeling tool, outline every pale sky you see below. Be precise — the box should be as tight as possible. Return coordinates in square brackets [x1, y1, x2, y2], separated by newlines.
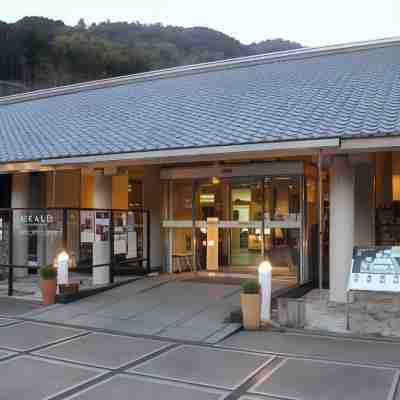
[2, 0, 400, 47]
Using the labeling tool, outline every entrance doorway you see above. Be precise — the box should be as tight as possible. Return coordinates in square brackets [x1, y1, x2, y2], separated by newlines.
[162, 162, 314, 286]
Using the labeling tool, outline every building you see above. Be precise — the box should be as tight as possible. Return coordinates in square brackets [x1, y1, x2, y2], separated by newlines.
[1, 37, 400, 303]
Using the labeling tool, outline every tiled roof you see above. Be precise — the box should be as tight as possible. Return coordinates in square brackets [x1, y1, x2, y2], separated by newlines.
[0, 38, 400, 163]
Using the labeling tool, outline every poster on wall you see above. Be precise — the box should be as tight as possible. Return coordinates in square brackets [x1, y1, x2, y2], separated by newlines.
[80, 211, 95, 243]
[114, 212, 127, 255]
[95, 212, 110, 242]
[348, 246, 400, 292]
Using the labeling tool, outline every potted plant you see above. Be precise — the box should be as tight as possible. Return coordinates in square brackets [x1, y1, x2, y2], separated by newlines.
[241, 279, 261, 330]
[39, 265, 57, 305]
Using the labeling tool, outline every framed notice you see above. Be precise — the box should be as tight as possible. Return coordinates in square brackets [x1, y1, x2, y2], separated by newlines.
[95, 212, 110, 242]
[80, 211, 95, 243]
[348, 246, 400, 292]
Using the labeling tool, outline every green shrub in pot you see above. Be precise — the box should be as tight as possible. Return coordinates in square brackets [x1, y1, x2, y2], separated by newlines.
[39, 265, 57, 280]
[241, 279, 261, 330]
[39, 265, 57, 306]
[241, 279, 260, 294]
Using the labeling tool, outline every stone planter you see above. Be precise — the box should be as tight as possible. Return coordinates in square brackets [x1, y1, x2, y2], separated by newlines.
[277, 297, 306, 328]
[40, 279, 57, 305]
[241, 293, 261, 330]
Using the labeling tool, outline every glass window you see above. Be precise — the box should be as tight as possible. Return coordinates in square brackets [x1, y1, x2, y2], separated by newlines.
[128, 180, 143, 208]
[231, 181, 263, 221]
[171, 228, 193, 272]
[197, 180, 229, 220]
[264, 177, 300, 221]
[172, 181, 193, 220]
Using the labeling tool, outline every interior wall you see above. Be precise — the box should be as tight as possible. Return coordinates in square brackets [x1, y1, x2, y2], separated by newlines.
[392, 152, 400, 201]
[375, 152, 392, 207]
[81, 172, 94, 208]
[354, 162, 374, 246]
[112, 175, 128, 209]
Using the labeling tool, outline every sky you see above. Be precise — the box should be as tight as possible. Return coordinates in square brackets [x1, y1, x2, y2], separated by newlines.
[2, 0, 400, 47]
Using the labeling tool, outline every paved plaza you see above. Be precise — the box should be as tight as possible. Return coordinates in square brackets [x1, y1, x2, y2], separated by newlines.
[24, 276, 243, 342]
[0, 304, 400, 398]
[1, 280, 400, 399]
[0, 317, 399, 400]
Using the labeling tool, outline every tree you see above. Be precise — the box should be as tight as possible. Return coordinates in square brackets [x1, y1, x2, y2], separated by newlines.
[0, 16, 302, 92]
[76, 18, 86, 31]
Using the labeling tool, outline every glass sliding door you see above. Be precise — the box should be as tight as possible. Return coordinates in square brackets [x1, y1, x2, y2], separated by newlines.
[264, 176, 302, 284]
[229, 180, 263, 268]
[162, 172, 308, 283]
[162, 180, 194, 273]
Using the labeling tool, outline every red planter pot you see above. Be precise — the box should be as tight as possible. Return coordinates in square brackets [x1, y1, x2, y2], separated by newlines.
[40, 279, 57, 305]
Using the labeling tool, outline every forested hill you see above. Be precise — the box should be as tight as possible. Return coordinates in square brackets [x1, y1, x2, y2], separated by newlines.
[0, 17, 302, 93]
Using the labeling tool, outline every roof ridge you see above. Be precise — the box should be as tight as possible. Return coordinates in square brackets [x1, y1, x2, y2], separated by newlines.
[1, 36, 400, 107]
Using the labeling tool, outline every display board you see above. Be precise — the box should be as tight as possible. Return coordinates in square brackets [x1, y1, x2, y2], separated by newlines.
[348, 246, 400, 292]
[95, 212, 110, 242]
[114, 212, 127, 255]
[80, 211, 95, 243]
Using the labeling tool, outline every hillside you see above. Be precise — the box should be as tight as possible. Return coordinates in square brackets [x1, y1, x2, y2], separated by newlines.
[0, 17, 302, 92]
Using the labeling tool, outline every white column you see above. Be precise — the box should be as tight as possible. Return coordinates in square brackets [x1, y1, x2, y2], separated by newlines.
[143, 166, 162, 271]
[92, 171, 112, 285]
[11, 173, 30, 277]
[329, 156, 354, 303]
[353, 161, 374, 247]
[93, 172, 112, 209]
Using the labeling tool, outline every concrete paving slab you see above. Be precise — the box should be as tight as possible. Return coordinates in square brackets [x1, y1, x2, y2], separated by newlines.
[0, 350, 15, 360]
[250, 358, 397, 400]
[0, 322, 86, 351]
[30, 304, 103, 323]
[130, 345, 272, 390]
[0, 318, 18, 326]
[69, 314, 173, 336]
[204, 323, 242, 344]
[0, 297, 43, 316]
[64, 374, 227, 400]
[239, 396, 277, 400]
[158, 325, 227, 341]
[0, 356, 105, 400]
[35, 332, 171, 369]
[221, 331, 400, 367]
[94, 297, 161, 319]
[129, 304, 207, 330]
[66, 314, 125, 330]
[29, 279, 242, 342]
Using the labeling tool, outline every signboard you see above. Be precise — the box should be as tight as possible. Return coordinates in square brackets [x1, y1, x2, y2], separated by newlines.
[348, 246, 400, 292]
[20, 214, 54, 225]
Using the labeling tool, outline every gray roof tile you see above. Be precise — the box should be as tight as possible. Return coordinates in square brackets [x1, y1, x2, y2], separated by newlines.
[1, 43, 400, 162]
